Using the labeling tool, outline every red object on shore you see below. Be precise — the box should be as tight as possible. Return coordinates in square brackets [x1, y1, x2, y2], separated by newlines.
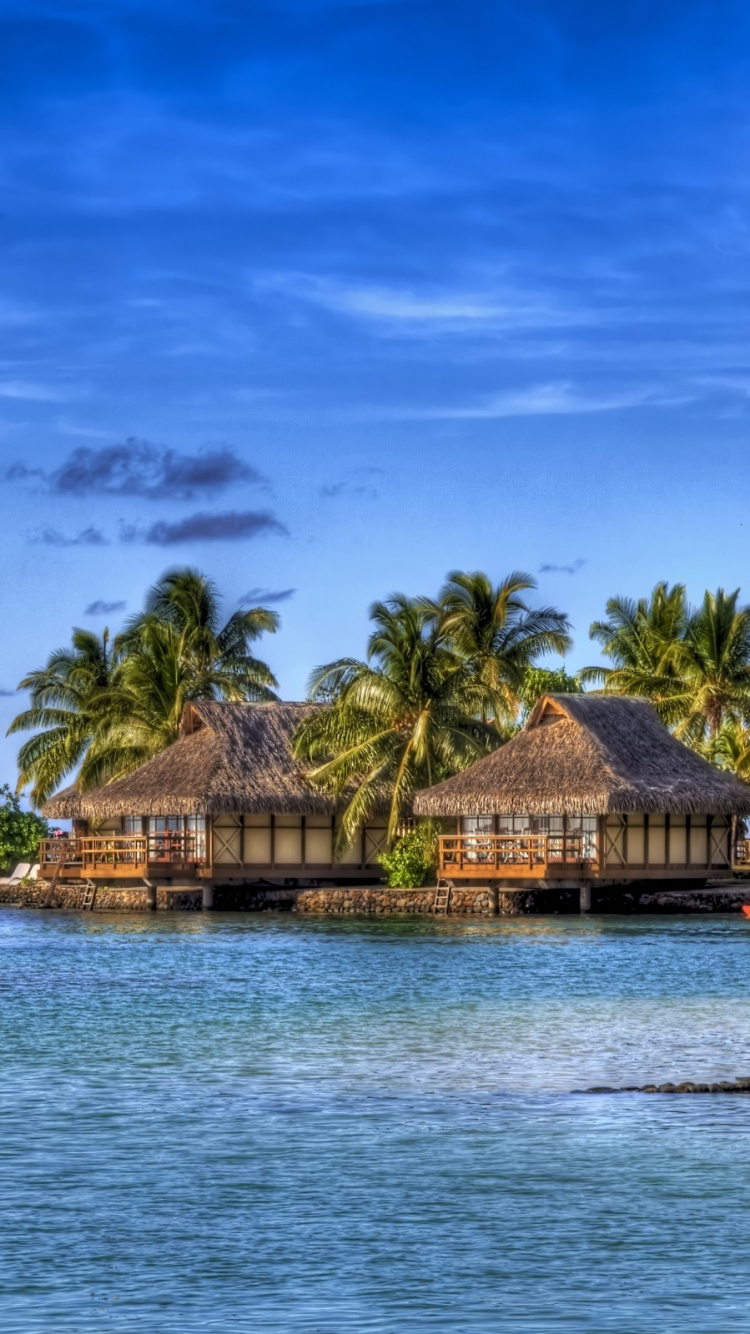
[742, 906, 750, 918]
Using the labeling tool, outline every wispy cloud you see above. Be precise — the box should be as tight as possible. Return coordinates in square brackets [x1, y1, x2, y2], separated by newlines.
[261, 273, 586, 336]
[85, 599, 126, 615]
[8, 442, 265, 500]
[385, 382, 680, 420]
[0, 380, 66, 402]
[0, 688, 16, 697]
[240, 586, 296, 604]
[539, 558, 587, 575]
[31, 526, 108, 547]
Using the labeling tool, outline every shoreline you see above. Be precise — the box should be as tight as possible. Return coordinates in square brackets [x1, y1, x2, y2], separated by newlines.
[2, 881, 749, 916]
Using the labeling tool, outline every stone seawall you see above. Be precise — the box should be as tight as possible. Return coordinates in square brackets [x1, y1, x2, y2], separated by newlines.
[208, 884, 498, 914]
[0, 883, 202, 911]
[293, 886, 497, 915]
[1, 880, 748, 916]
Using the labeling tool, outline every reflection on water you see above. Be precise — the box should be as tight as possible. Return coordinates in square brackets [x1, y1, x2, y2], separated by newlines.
[2, 910, 750, 1332]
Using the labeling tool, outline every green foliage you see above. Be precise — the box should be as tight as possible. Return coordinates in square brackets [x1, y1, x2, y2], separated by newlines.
[708, 719, 750, 780]
[584, 583, 750, 747]
[295, 571, 571, 853]
[425, 570, 573, 727]
[378, 823, 438, 888]
[294, 594, 503, 852]
[0, 784, 49, 872]
[8, 568, 280, 805]
[519, 666, 582, 716]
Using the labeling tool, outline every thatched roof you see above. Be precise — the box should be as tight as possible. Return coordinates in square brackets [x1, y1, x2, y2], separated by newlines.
[43, 702, 340, 819]
[413, 694, 750, 818]
[41, 782, 81, 820]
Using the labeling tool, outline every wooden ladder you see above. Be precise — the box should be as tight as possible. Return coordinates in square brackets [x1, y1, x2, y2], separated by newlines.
[434, 878, 453, 915]
[81, 881, 97, 911]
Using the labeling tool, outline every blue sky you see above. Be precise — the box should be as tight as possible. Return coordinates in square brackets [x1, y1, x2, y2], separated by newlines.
[1, 0, 749, 789]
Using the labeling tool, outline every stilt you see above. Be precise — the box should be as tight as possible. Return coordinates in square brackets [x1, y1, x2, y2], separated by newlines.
[579, 883, 592, 913]
[202, 884, 214, 910]
[143, 880, 157, 910]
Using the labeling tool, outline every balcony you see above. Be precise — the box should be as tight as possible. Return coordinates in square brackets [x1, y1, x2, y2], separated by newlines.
[437, 832, 597, 880]
[39, 832, 206, 881]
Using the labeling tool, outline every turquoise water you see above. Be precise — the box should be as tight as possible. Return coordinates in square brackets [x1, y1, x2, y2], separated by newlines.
[3, 911, 750, 1332]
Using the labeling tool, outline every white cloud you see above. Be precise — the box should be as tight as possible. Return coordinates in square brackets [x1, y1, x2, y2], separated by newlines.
[257, 273, 589, 334]
[0, 380, 66, 402]
[379, 381, 689, 420]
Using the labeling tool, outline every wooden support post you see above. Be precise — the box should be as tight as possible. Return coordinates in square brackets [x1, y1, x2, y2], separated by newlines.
[143, 881, 156, 910]
[579, 883, 592, 913]
[202, 884, 214, 910]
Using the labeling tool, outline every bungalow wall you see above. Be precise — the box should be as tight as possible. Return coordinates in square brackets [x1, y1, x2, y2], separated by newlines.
[211, 813, 388, 873]
[602, 813, 732, 872]
[453, 811, 733, 877]
[72, 812, 389, 880]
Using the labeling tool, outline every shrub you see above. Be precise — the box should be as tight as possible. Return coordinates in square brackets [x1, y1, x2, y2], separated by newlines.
[0, 784, 50, 873]
[378, 823, 438, 888]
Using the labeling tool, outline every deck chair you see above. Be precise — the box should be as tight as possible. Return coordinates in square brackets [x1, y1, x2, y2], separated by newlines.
[28, 864, 40, 881]
[0, 863, 31, 885]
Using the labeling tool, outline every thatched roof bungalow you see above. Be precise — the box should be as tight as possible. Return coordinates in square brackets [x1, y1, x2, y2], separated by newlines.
[414, 694, 750, 885]
[41, 702, 389, 885]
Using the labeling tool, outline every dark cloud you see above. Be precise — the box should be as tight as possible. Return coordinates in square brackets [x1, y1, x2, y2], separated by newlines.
[240, 587, 296, 604]
[140, 511, 288, 545]
[85, 599, 127, 616]
[6, 462, 43, 481]
[539, 559, 587, 575]
[8, 442, 265, 500]
[319, 469, 382, 501]
[31, 526, 109, 547]
[0, 688, 15, 697]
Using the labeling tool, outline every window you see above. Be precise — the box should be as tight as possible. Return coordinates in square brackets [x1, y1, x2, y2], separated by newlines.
[568, 815, 598, 860]
[461, 815, 494, 863]
[147, 815, 206, 862]
[461, 816, 494, 835]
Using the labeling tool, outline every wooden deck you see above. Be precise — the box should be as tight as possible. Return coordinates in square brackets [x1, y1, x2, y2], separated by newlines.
[438, 833, 594, 880]
[38, 834, 204, 881]
[439, 830, 745, 881]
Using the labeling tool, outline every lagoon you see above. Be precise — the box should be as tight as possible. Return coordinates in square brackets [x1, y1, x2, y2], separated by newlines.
[2, 910, 750, 1332]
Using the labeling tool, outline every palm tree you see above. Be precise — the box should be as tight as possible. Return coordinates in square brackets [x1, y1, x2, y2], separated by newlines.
[711, 718, 750, 780]
[7, 628, 115, 805]
[672, 588, 750, 744]
[581, 582, 689, 723]
[426, 571, 572, 726]
[10, 569, 280, 801]
[293, 594, 501, 851]
[117, 568, 279, 702]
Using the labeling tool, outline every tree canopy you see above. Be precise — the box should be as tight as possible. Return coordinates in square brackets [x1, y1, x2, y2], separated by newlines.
[294, 573, 571, 848]
[8, 568, 279, 805]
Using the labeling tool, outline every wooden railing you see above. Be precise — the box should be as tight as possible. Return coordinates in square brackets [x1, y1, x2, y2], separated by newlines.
[39, 833, 206, 879]
[438, 833, 597, 878]
[40, 836, 149, 877]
